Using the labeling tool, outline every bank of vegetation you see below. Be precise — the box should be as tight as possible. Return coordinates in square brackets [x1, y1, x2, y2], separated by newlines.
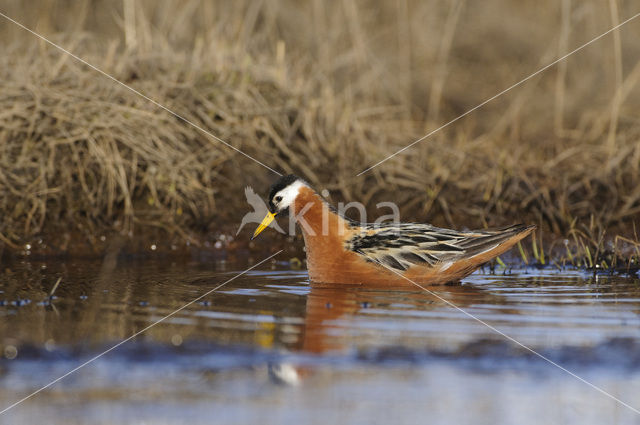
[1, 1, 639, 266]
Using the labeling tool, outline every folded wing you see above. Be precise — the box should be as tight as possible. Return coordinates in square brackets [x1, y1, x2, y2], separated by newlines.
[347, 223, 532, 271]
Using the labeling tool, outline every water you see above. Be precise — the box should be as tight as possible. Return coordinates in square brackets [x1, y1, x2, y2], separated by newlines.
[0, 258, 639, 424]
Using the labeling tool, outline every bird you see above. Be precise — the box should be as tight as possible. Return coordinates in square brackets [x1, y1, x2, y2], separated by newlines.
[252, 174, 535, 286]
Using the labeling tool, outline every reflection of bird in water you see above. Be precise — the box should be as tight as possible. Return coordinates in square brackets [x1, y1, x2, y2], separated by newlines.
[237, 186, 285, 236]
[252, 175, 535, 285]
[300, 282, 519, 354]
[267, 281, 520, 385]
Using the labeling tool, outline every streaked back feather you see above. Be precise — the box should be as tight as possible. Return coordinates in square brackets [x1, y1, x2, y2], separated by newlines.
[347, 223, 533, 271]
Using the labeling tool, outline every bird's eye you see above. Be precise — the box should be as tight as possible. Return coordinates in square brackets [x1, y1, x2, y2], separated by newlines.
[274, 196, 283, 203]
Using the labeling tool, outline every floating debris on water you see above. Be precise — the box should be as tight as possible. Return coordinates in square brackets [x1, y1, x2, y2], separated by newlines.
[171, 334, 183, 346]
[4, 345, 17, 360]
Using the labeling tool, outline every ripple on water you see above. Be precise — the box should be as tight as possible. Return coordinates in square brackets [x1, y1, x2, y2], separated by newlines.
[0, 260, 639, 423]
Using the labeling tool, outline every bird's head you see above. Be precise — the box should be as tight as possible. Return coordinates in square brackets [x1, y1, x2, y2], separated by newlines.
[252, 174, 307, 239]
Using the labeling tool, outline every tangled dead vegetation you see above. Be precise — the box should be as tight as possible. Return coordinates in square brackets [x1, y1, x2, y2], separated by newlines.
[1, 0, 640, 256]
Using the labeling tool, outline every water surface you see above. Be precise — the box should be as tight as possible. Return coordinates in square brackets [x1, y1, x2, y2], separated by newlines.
[0, 258, 639, 424]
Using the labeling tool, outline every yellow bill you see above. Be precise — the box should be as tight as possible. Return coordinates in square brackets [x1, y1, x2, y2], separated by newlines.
[251, 211, 277, 240]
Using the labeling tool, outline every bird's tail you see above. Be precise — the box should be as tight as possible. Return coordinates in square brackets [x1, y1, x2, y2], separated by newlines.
[463, 224, 536, 263]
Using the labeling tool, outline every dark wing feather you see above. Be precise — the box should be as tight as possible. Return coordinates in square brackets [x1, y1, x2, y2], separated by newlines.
[347, 223, 530, 271]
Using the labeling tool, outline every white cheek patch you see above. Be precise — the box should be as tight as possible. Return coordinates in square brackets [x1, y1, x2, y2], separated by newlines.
[275, 180, 306, 210]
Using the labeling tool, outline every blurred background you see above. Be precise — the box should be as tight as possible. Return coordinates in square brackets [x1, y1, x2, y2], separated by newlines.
[1, 0, 640, 254]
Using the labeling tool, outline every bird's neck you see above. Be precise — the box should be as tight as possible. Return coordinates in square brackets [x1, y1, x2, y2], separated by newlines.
[292, 187, 352, 240]
[291, 187, 362, 282]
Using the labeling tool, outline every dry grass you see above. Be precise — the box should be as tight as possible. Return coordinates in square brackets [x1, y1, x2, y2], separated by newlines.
[1, 0, 640, 260]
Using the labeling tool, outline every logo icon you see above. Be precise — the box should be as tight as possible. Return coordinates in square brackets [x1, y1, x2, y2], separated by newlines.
[236, 187, 285, 236]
